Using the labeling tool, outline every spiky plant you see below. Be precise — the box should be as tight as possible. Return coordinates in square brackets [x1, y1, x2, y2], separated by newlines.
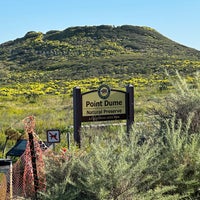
[39, 127, 156, 199]
[40, 126, 187, 200]
[147, 70, 200, 199]
[150, 70, 200, 134]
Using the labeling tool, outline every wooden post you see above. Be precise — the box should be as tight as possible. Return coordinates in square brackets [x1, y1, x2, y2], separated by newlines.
[126, 85, 134, 135]
[73, 87, 82, 148]
[28, 132, 39, 199]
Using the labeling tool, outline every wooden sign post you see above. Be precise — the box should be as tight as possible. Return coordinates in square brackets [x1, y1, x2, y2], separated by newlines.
[126, 84, 134, 136]
[73, 85, 134, 147]
[73, 87, 82, 148]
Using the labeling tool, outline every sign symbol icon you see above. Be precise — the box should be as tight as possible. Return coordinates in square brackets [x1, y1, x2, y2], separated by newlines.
[101, 88, 107, 94]
[98, 84, 110, 99]
[49, 132, 58, 140]
[47, 130, 60, 143]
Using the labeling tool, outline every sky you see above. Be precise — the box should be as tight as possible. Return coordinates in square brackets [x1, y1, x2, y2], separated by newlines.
[0, 0, 200, 50]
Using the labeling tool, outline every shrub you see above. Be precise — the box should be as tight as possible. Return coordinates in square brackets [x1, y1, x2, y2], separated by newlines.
[39, 126, 186, 200]
[40, 128, 157, 199]
[147, 70, 200, 198]
[150, 115, 200, 199]
[150, 71, 200, 134]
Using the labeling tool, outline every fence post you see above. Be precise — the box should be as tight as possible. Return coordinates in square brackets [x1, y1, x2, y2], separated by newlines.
[10, 160, 13, 200]
[66, 132, 70, 150]
[28, 132, 39, 199]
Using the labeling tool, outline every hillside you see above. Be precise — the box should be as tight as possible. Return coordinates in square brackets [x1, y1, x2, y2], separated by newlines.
[0, 25, 200, 83]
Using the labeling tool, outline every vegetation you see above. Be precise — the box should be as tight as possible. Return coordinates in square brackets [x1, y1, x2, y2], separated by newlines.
[1, 25, 200, 82]
[38, 73, 200, 199]
[1, 25, 200, 199]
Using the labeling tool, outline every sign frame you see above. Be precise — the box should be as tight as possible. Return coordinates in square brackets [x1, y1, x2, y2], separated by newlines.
[73, 85, 134, 147]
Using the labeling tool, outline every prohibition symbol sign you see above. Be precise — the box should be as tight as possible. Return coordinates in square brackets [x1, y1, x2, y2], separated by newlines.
[47, 130, 61, 143]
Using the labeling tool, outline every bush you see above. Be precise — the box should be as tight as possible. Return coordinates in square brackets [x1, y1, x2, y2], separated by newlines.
[150, 71, 200, 134]
[147, 70, 200, 199]
[39, 127, 186, 200]
[150, 115, 200, 199]
[40, 128, 151, 199]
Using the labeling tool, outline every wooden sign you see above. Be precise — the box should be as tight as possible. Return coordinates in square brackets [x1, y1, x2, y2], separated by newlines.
[73, 84, 134, 147]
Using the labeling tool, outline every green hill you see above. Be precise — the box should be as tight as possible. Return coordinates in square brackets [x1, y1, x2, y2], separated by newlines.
[0, 25, 200, 83]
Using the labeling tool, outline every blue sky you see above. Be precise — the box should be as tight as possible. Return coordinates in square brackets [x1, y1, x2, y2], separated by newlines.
[0, 0, 200, 50]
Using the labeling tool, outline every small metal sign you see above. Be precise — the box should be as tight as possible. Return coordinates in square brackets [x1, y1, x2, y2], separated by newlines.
[47, 130, 61, 143]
